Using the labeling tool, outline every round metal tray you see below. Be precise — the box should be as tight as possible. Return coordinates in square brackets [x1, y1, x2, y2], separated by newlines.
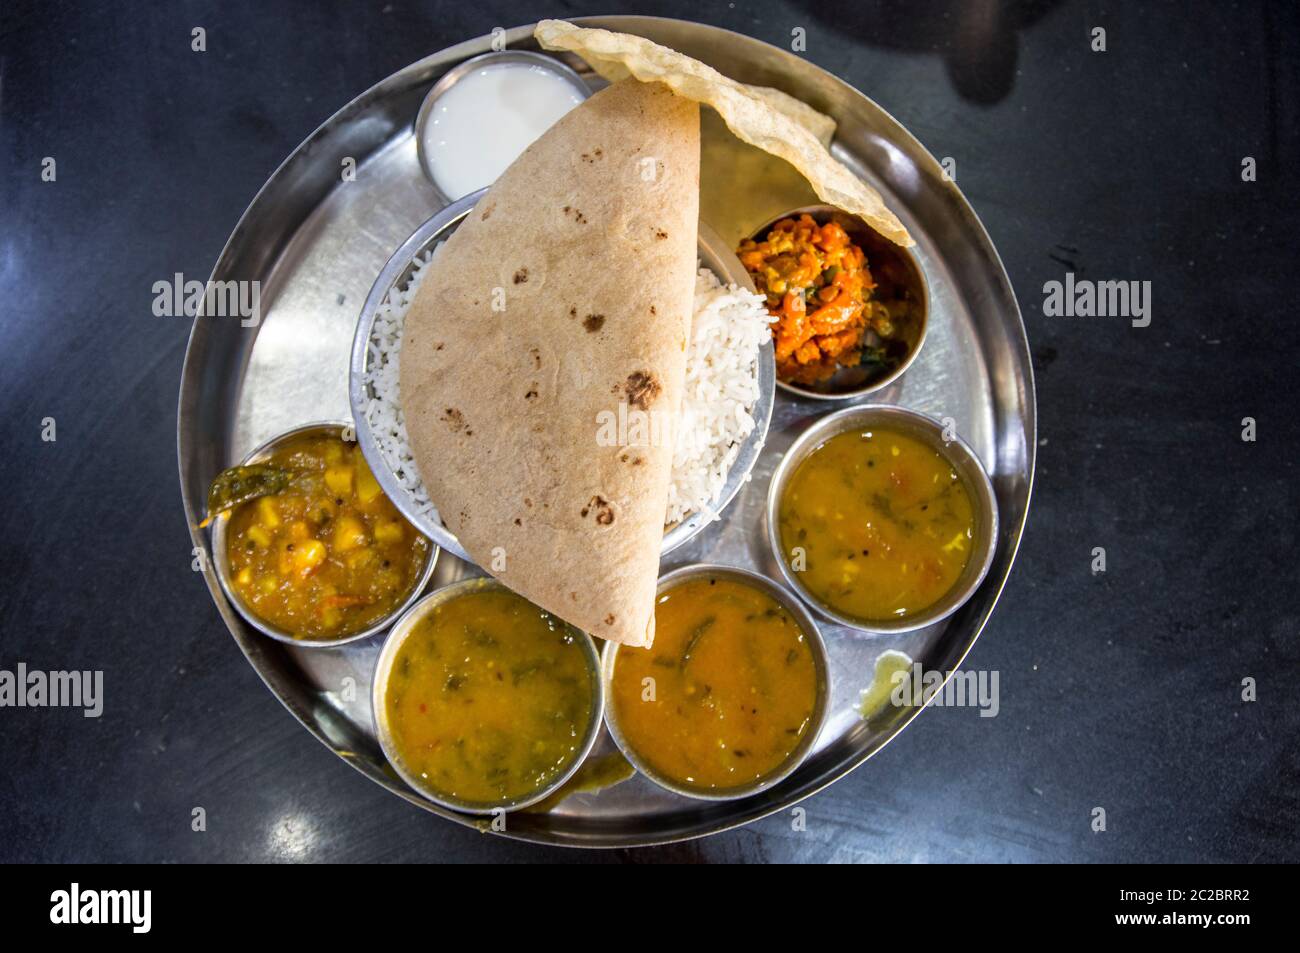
[177, 16, 1035, 847]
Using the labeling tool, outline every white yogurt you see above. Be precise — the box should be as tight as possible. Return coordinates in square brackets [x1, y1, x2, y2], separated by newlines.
[421, 62, 586, 200]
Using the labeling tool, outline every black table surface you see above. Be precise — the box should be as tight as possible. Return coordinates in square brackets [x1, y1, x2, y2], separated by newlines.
[2, 0, 1296, 863]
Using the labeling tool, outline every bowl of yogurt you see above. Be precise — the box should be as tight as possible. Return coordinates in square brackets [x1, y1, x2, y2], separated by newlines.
[415, 50, 590, 203]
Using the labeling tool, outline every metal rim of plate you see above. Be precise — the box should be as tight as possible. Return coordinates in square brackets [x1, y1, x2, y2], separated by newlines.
[347, 190, 775, 563]
[176, 16, 1036, 848]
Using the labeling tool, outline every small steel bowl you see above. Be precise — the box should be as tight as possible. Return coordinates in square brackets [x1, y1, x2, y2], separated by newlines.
[209, 421, 439, 648]
[372, 576, 605, 814]
[766, 405, 999, 634]
[745, 204, 929, 400]
[600, 564, 831, 801]
[350, 190, 774, 563]
[414, 50, 591, 204]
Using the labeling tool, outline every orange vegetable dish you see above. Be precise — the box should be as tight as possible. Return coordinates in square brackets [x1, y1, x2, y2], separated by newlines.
[739, 215, 894, 385]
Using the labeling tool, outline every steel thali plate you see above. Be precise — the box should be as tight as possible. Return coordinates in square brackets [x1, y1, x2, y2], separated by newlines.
[177, 16, 1035, 847]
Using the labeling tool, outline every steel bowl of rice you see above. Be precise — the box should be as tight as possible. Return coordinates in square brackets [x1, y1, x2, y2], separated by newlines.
[349, 188, 775, 562]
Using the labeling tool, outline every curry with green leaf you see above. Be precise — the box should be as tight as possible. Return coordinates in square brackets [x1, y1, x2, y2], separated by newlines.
[610, 576, 818, 791]
[382, 587, 595, 807]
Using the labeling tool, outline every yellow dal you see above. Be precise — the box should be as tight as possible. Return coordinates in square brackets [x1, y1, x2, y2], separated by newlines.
[383, 587, 594, 806]
[778, 427, 975, 622]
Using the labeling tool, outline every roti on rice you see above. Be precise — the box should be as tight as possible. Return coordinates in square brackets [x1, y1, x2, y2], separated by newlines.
[400, 79, 700, 647]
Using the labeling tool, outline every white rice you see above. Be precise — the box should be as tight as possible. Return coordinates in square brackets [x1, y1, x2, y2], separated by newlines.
[362, 254, 769, 528]
[362, 246, 441, 525]
[664, 268, 770, 525]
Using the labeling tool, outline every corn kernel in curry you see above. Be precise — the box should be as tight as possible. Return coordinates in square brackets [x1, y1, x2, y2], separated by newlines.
[224, 433, 430, 639]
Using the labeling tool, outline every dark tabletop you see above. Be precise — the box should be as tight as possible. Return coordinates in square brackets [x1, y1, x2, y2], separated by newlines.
[1, 0, 1296, 863]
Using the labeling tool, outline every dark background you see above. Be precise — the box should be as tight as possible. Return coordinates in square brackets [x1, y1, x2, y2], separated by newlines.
[1, 0, 1296, 863]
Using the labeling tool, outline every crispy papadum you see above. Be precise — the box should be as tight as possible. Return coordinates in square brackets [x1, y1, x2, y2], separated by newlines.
[536, 19, 912, 247]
